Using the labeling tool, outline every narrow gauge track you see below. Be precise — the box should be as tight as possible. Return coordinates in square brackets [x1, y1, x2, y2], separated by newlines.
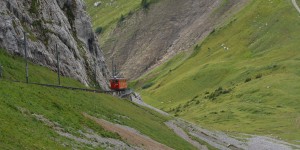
[12, 80, 116, 94]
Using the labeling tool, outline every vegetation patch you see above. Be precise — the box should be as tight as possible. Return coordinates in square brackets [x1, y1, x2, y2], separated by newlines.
[142, 82, 154, 89]
[95, 26, 103, 35]
[63, 0, 76, 27]
[29, 0, 39, 14]
[118, 14, 126, 24]
[244, 77, 252, 83]
[205, 87, 232, 100]
[141, 0, 150, 9]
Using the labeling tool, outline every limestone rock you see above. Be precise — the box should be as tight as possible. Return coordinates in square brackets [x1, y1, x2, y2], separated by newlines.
[0, 0, 110, 89]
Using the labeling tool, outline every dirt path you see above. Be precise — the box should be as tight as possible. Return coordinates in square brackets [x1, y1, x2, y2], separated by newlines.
[31, 113, 133, 149]
[130, 93, 170, 116]
[165, 120, 208, 150]
[292, 0, 300, 14]
[131, 93, 300, 150]
[83, 113, 173, 150]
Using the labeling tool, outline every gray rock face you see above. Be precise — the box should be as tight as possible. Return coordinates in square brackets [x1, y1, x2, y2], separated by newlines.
[0, 0, 110, 89]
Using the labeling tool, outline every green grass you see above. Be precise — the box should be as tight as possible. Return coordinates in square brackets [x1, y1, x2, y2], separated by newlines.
[0, 49, 196, 149]
[85, 0, 158, 48]
[133, 0, 300, 143]
[85, 0, 141, 46]
[0, 50, 84, 87]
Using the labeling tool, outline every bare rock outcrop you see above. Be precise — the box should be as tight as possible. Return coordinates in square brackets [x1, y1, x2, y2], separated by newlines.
[0, 0, 110, 89]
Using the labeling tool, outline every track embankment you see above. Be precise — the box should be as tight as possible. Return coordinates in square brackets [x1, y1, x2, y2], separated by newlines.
[292, 0, 300, 14]
[83, 113, 173, 150]
[131, 93, 300, 150]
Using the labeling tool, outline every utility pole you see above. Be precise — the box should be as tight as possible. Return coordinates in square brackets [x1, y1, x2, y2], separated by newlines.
[114, 64, 117, 77]
[0, 64, 2, 79]
[112, 59, 114, 77]
[24, 31, 29, 83]
[56, 44, 61, 85]
[94, 58, 97, 88]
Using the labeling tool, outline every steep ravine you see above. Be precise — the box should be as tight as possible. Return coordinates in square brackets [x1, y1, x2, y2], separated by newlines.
[0, 0, 110, 89]
[102, 0, 248, 79]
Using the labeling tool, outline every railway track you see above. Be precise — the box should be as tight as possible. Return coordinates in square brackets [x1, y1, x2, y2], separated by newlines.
[11, 80, 116, 94]
[10, 80, 134, 98]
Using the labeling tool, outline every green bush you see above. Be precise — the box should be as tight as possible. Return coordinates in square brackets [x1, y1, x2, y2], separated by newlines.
[95, 27, 103, 35]
[206, 87, 232, 100]
[255, 74, 262, 79]
[245, 77, 252, 83]
[118, 14, 125, 23]
[142, 82, 154, 89]
[141, 0, 150, 9]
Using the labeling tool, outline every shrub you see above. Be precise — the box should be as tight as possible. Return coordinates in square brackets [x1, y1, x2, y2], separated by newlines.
[245, 77, 252, 83]
[206, 86, 232, 100]
[210, 28, 216, 35]
[194, 44, 200, 50]
[128, 11, 133, 16]
[95, 27, 103, 35]
[118, 14, 125, 23]
[255, 73, 262, 79]
[142, 82, 153, 89]
[141, 0, 150, 9]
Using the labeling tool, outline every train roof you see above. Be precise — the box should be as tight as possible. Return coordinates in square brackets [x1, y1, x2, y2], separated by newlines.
[110, 77, 127, 80]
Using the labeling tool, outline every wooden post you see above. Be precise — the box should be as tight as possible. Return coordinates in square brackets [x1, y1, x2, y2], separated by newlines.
[0, 64, 2, 79]
[24, 31, 29, 83]
[112, 59, 114, 77]
[56, 44, 61, 85]
[94, 59, 97, 88]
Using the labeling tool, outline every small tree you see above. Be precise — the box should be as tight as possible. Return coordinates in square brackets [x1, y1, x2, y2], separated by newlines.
[95, 27, 103, 35]
[118, 14, 125, 23]
[141, 0, 149, 9]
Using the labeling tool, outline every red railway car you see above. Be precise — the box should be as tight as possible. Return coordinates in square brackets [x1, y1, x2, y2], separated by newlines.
[110, 78, 127, 91]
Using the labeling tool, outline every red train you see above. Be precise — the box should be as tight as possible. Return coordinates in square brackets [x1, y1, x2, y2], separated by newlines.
[110, 78, 127, 91]
[109, 60, 128, 91]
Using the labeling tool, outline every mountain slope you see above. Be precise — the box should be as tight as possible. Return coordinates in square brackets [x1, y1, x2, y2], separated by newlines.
[133, 0, 300, 143]
[0, 49, 196, 149]
[85, 0, 141, 43]
[87, 0, 248, 79]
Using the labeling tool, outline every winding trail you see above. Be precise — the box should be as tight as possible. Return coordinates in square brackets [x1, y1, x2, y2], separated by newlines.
[292, 0, 300, 14]
[130, 93, 300, 150]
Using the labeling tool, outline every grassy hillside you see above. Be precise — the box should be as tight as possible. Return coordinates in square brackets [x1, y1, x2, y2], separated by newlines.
[0, 49, 195, 149]
[85, 0, 140, 47]
[85, 0, 157, 47]
[86, 0, 140, 28]
[133, 0, 300, 143]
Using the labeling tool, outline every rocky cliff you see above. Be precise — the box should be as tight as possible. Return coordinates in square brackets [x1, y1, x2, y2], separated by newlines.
[0, 0, 110, 89]
[102, 0, 248, 79]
